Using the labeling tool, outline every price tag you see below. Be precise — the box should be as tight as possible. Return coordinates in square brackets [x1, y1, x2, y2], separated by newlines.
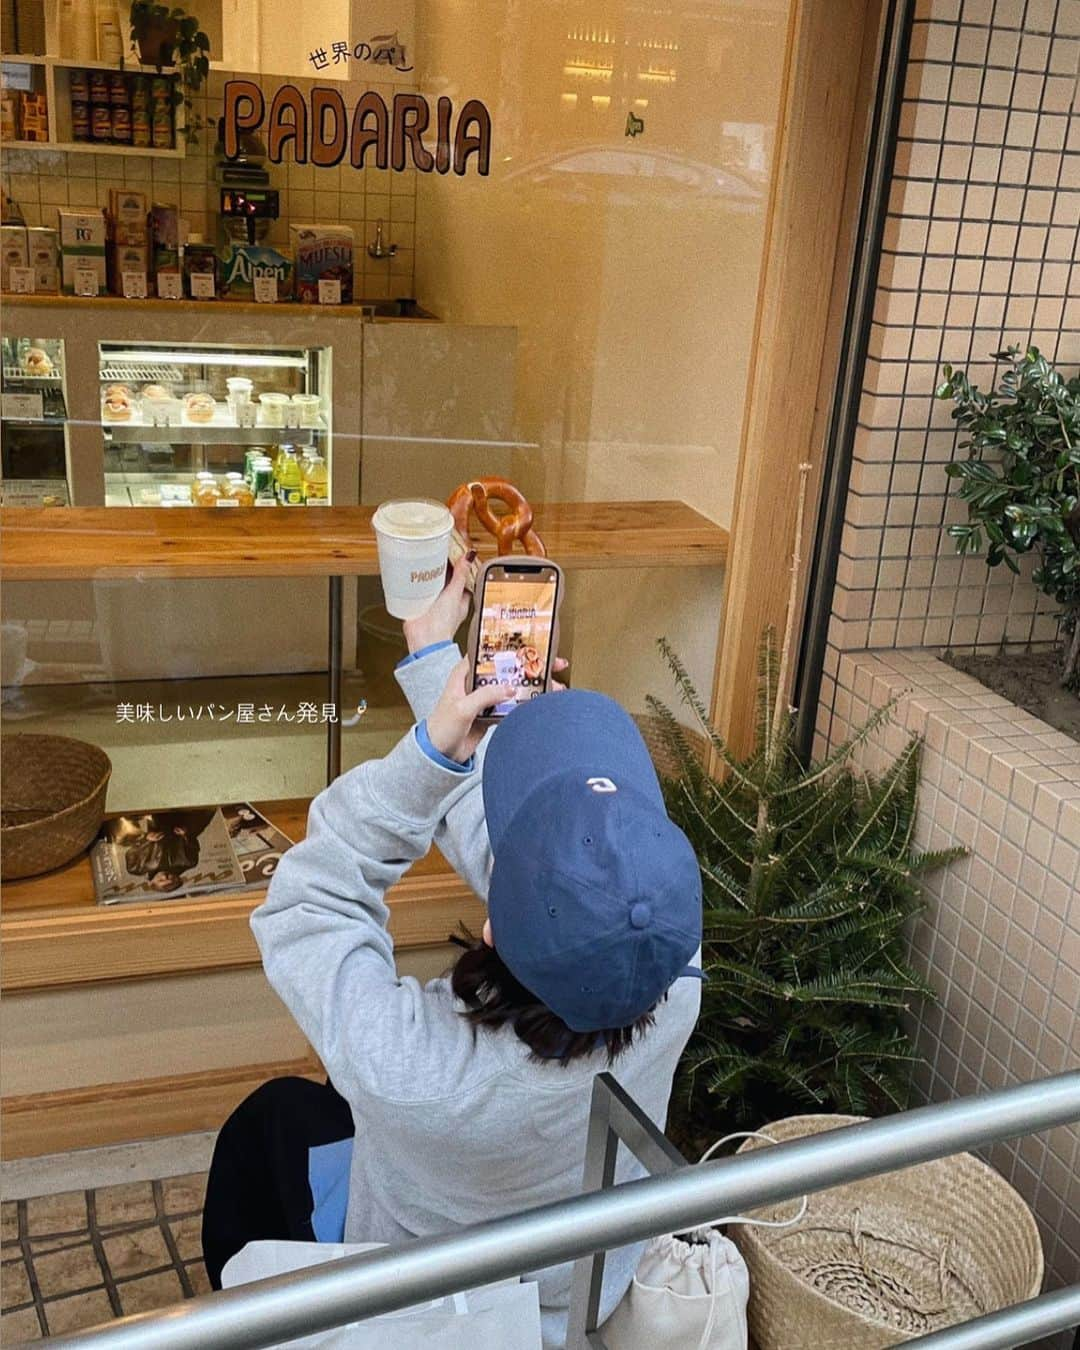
[2, 392, 45, 420]
[157, 271, 183, 300]
[74, 266, 99, 297]
[121, 271, 148, 299]
[318, 278, 342, 305]
[215, 498, 240, 506]
[9, 266, 35, 295]
[190, 272, 215, 300]
[253, 274, 278, 303]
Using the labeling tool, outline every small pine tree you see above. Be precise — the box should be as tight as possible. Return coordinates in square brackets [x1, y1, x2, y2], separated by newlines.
[648, 636, 962, 1134]
[649, 639, 962, 1133]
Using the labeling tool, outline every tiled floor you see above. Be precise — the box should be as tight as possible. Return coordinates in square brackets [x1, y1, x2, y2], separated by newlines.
[1, 1173, 210, 1341]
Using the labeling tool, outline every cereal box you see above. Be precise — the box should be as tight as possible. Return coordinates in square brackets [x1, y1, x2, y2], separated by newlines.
[108, 241, 150, 295]
[289, 224, 354, 304]
[109, 189, 149, 246]
[18, 92, 48, 141]
[1, 225, 27, 290]
[150, 202, 180, 294]
[219, 243, 294, 300]
[26, 226, 59, 293]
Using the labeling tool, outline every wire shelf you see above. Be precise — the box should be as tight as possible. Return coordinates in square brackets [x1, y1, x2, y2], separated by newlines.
[100, 364, 185, 384]
[3, 366, 64, 383]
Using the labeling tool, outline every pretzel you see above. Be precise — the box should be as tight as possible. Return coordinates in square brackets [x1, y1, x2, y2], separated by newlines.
[447, 477, 546, 557]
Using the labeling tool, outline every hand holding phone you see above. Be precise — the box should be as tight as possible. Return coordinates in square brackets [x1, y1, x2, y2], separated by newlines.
[427, 658, 514, 764]
[466, 557, 565, 723]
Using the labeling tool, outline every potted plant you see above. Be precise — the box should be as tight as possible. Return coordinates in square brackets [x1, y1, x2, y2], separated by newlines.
[938, 346, 1080, 689]
[128, 2, 211, 144]
[649, 633, 956, 1139]
[647, 471, 960, 1138]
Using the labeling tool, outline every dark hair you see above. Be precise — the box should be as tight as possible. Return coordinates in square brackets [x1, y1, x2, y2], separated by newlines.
[449, 937, 656, 1065]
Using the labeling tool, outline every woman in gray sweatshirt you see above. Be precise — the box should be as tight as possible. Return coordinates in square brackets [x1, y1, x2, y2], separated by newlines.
[202, 559, 703, 1348]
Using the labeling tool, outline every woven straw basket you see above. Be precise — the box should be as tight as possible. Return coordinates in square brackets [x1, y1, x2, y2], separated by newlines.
[732, 1115, 1043, 1350]
[1, 734, 111, 880]
[633, 713, 710, 782]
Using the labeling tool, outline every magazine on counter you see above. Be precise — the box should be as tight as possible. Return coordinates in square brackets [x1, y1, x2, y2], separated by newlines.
[90, 803, 293, 906]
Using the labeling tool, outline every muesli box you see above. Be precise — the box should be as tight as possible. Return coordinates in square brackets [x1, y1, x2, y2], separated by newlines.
[289, 224, 354, 304]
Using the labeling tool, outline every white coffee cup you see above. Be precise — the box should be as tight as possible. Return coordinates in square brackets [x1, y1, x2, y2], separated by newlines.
[372, 498, 455, 620]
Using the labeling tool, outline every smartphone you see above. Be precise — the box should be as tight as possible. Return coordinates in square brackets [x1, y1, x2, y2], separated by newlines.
[466, 556, 564, 722]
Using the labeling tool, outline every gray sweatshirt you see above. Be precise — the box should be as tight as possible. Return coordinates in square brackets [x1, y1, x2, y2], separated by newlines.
[251, 643, 700, 1347]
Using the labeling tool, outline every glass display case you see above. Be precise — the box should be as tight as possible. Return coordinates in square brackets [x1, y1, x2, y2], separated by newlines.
[0, 334, 70, 505]
[98, 340, 332, 507]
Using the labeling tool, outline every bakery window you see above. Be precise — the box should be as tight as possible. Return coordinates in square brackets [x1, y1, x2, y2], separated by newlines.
[98, 340, 331, 507]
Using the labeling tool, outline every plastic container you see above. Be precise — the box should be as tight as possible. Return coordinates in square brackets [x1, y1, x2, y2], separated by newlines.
[259, 392, 289, 427]
[291, 393, 321, 428]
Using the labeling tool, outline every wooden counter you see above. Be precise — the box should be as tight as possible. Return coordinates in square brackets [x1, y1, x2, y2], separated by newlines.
[1, 502, 729, 581]
[1, 799, 485, 993]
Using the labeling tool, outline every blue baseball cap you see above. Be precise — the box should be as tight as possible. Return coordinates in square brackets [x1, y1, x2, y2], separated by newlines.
[481, 689, 703, 1033]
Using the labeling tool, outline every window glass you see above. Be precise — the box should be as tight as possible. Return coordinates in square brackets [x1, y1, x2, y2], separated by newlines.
[1, 0, 790, 807]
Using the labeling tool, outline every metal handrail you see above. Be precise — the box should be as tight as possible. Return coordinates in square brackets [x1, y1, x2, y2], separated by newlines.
[28, 1070, 1079, 1350]
[901, 1287, 1080, 1349]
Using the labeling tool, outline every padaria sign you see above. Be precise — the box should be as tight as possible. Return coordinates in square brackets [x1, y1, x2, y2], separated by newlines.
[223, 81, 492, 176]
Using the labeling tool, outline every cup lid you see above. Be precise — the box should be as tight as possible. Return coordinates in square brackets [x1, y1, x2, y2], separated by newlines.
[373, 497, 454, 540]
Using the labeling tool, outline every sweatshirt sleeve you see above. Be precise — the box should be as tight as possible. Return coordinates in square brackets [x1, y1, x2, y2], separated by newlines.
[394, 641, 493, 901]
[250, 728, 482, 1101]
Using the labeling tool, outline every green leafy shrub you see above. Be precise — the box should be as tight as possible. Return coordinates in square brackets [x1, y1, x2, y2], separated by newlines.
[937, 346, 1080, 688]
[649, 635, 960, 1133]
[129, 3, 211, 145]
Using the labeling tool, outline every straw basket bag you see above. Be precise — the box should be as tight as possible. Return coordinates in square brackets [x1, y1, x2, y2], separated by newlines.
[1, 734, 111, 880]
[732, 1115, 1043, 1350]
[633, 714, 710, 783]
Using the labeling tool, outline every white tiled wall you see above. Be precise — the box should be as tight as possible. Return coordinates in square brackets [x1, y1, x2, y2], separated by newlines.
[815, 2, 1080, 1340]
[827, 0, 1079, 659]
[820, 649, 1080, 1339]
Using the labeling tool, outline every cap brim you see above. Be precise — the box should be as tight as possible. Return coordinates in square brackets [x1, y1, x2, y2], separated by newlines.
[482, 689, 663, 854]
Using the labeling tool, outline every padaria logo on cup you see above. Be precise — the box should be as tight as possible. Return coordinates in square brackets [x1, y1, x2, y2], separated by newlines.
[410, 565, 445, 584]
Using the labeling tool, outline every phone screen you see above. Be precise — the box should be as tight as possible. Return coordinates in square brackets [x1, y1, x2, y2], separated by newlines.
[474, 564, 560, 717]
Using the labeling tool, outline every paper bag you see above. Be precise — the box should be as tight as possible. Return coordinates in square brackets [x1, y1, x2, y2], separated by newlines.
[222, 1239, 543, 1349]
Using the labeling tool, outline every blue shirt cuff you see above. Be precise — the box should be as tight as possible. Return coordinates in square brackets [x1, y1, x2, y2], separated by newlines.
[396, 639, 456, 670]
[415, 720, 474, 774]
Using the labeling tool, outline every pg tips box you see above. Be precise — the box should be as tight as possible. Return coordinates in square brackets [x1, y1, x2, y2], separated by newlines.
[289, 225, 354, 304]
[58, 209, 107, 293]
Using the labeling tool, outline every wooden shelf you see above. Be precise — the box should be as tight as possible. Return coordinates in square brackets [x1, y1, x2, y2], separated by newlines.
[0, 54, 180, 73]
[2, 137, 182, 156]
[2, 294, 437, 319]
[1, 798, 485, 992]
[0, 502, 729, 581]
[1, 54, 185, 157]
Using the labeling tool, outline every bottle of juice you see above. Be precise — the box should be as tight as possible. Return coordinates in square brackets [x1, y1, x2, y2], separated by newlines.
[224, 472, 254, 506]
[271, 443, 292, 489]
[302, 452, 329, 505]
[194, 474, 221, 507]
[277, 448, 303, 505]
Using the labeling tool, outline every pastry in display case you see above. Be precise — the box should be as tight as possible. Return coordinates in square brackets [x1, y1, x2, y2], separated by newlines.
[1, 335, 70, 506]
[97, 340, 332, 507]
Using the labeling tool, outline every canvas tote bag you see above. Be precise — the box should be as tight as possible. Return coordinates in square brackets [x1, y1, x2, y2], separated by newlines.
[601, 1131, 808, 1350]
[221, 1239, 543, 1350]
